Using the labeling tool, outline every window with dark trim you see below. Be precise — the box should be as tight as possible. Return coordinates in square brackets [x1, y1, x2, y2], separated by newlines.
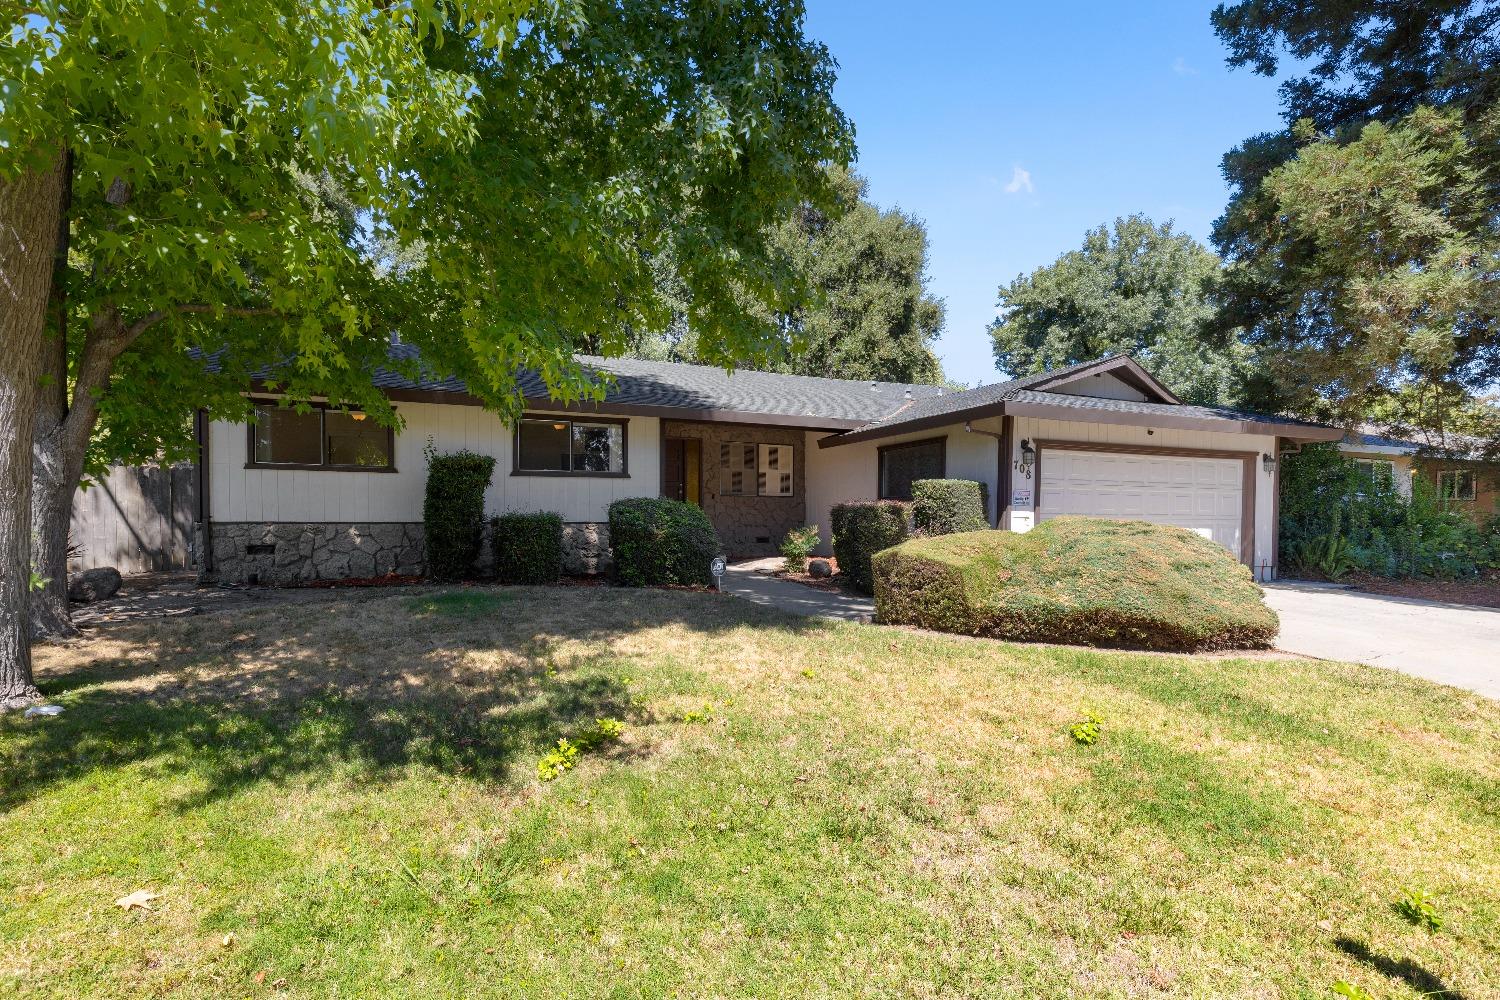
[878, 437, 945, 501]
[249, 403, 393, 470]
[514, 417, 626, 476]
[1439, 469, 1477, 501]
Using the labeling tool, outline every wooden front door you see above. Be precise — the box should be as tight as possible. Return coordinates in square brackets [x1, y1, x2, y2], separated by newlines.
[662, 438, 701, 505]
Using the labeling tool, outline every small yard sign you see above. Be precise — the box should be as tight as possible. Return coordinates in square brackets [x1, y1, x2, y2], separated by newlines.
[710, 555, 727, 590]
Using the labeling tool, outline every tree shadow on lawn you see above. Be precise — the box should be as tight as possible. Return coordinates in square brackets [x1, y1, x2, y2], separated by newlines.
[3, 586, 819, 814]
[1333, 937, 1470, 1000]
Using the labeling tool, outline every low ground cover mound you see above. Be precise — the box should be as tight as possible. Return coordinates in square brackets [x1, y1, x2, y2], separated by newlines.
[872, 516, 1278, 651]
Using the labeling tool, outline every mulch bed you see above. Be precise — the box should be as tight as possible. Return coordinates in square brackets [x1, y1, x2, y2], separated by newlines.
[772, 557, 866, 596]
[1343, 570, 1500, 609]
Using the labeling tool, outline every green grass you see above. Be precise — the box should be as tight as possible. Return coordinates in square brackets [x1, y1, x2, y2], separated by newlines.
[3, 585, 1497, 998]
[873, 517, 1280, 650]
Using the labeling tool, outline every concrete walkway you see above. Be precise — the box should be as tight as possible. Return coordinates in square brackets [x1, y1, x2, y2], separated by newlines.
[722, 561, 873, 621]
[1263, 582, 1500, 699]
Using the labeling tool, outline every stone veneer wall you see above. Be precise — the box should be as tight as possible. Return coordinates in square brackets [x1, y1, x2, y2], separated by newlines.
[203, 520, 610, 585]
[662, 420, 806, 557]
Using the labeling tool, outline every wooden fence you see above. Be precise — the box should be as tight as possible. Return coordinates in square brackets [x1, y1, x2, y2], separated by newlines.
[68, 464, 197, 574]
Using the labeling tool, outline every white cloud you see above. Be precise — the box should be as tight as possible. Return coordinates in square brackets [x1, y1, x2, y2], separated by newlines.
[1003, 166, 1033, 194]
[1172, 57, 1198, 76]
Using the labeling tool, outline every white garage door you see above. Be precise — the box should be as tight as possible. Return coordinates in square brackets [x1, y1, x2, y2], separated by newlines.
[1038, 448, 1245, 557]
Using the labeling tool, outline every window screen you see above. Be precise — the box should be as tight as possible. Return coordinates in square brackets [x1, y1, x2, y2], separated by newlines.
[572, 422, 624, 473]
[252, 406, 323, 465]
[325, 412, 392, 468]
[517, 418, 624, 474]
[879, 439, 944, 500]
[253, 405, 392, 468]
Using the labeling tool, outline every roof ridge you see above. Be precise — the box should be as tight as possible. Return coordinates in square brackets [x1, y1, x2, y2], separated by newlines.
[573, 353, 940, 393]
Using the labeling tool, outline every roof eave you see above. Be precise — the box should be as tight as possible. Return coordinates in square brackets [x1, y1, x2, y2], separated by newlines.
[818, 397, 1344, 448]
[1338, 442, 1419, 456]
[382, 386, 870, 430]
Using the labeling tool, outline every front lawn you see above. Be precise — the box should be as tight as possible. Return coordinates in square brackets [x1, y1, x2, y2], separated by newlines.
[3, 587, 1497, 997]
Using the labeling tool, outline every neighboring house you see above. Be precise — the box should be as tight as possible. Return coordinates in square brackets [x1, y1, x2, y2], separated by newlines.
[196, 352, 1342, 586]
[1339, 429, 1500, 523]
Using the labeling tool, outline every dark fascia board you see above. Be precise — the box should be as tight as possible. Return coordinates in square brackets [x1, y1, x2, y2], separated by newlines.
[1001, 398, 1345, 440]
[1025, 355, 1182, 404]
[376, 386, 870, 431]
[819, 397, 1344, 448]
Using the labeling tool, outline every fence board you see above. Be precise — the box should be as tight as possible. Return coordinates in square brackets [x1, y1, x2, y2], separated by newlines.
[68, 464, 196, 574]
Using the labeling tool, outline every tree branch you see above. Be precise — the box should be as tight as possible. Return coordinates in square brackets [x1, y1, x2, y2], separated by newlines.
[124, 303, 277, 341]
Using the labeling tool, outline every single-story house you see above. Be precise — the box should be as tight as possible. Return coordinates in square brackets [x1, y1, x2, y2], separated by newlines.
[1339, 429, 1499, 522]
[195, 352, 1342, 585]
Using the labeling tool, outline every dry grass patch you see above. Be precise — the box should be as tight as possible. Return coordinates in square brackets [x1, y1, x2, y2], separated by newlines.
[2, 585, 1497, 998]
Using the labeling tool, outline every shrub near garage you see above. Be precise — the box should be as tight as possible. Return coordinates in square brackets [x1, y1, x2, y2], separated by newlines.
[911, 479, 988, 535]
[608, 497, 720, 587]
[830, 500, 910, 594]
[423, 446, 497, 581]
[491, 511, 564, 584]
[872, 516, 1278, 651]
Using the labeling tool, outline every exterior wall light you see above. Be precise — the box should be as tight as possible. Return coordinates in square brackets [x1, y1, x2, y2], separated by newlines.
[1017, 439, 1036, 479]
[1262, 452, 1276, 473]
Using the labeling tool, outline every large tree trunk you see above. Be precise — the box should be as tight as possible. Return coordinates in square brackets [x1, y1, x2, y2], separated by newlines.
[30, 150, 77, 639]
[0, 148, 67, 708]
[29, 450, 82, 639]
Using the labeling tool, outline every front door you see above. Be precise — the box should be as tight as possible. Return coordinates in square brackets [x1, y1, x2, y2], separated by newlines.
[662, 438, 701, 505]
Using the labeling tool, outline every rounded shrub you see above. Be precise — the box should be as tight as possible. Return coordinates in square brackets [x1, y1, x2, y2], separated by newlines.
[423, 448, 496, 581]
[830, 500, 910, 594]
[608, 497, 720, 587]
[911, 479, 989, 535]
[491, 511, 564, 584]
[872, 517, 1278, 652]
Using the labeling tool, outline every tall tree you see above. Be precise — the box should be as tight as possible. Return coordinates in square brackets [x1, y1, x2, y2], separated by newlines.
[988, 216, 1250, 407]
[628, 167, 946, 385]
[1211, 1, 1500, 420]
[0, 1, 852, 706]
[1217, 108, 1500, 422]
[769, 167, 944, 384]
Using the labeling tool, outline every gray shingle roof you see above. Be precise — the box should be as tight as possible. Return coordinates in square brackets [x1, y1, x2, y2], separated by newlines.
[373, 344, 943, 426]
[261, 344, 1339, 439]
[1347, 432, 1420, 451]
[824, 353, 1340, 442]
[852, 355, 1126, 430]
[1005, 389, 1332, 430]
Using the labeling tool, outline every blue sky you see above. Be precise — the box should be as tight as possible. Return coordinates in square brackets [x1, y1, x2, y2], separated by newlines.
[802, 0, 1290, 385]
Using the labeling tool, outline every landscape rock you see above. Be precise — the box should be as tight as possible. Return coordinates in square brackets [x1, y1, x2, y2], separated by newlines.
[808, 558, 833, 579]
[68, 566, 122, 603]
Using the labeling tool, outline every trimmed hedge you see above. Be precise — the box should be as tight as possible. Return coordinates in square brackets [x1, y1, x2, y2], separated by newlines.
[491, 511, 563, 584]
[423, 448, 496, 581]
[912, 479, 989, 535]
[608, 497, 720, 587]
[830, 500, 910, 594]
[872, 517, 1278, 652]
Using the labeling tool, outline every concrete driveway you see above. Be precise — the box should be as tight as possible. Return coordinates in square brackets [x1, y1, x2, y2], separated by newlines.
[1263, 582, 1500, 699]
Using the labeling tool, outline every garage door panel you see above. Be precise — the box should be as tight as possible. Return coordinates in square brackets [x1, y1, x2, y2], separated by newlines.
[1038, 447, 1246, 560]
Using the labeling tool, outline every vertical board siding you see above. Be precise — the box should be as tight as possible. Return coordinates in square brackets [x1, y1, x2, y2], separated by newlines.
[209, 405, 660, 524]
